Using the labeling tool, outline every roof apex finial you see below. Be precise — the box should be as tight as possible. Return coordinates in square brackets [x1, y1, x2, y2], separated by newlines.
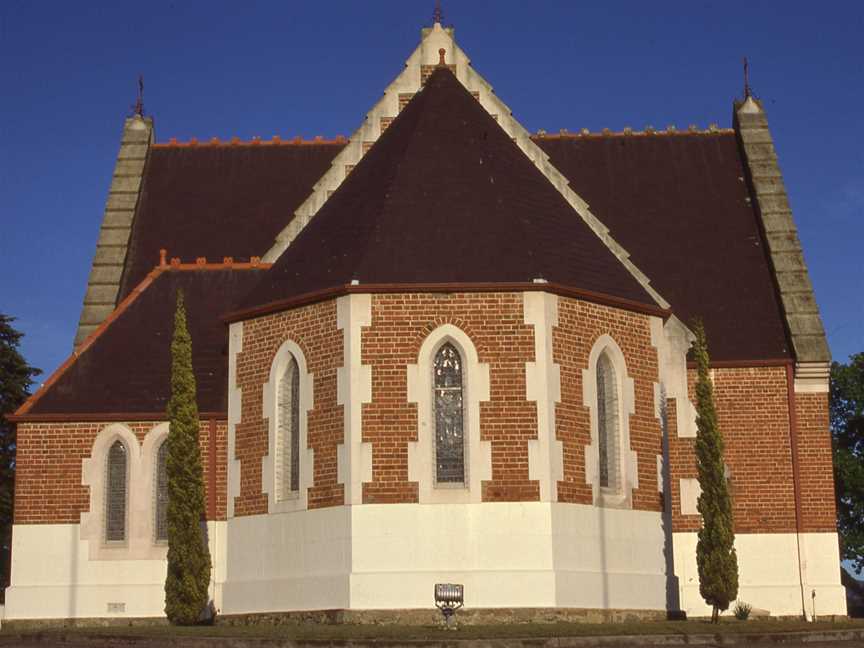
[432, 0, 443, 25]
[743, 56, 752, 99]
[132, 74, 144, 117]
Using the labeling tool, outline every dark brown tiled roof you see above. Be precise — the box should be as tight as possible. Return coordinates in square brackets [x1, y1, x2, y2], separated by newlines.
[533, 132, 791, 361]
[238, 67, 657, 315]
[118, 142, 344, 300]
[26, 267, 266, 416]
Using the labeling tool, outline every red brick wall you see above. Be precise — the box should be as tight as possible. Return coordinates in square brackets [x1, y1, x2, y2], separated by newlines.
[14, 419, 226, 524]
[205, 419, 229, 520]
[361, 292, 538, 503]
[233, 300, 343, 516]
[553, 298, 663, 511]
[671, 366, 797, 533]
[795, 391, 837, 532]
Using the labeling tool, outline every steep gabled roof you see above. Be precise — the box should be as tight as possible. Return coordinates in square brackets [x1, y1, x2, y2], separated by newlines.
[117, 142, 343, 301]
[236, 67, 658, 317]
[18, 264, 267, 419]
[534, 132, 791, 361]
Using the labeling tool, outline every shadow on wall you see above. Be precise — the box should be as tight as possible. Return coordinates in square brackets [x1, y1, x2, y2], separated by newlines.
[68, 521, 79, 619]
[0, 524, 9, 605]
[659, 388, 683, 618]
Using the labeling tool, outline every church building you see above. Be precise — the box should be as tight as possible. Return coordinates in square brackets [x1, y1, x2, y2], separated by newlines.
[6, 14, 846, 622]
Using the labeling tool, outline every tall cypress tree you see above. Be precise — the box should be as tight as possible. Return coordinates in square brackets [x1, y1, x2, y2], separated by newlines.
[165, 290, 212, 625]
[692, 320, 738, 622]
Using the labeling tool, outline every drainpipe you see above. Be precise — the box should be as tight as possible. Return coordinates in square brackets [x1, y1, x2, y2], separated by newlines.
[785, 363, 808, 620]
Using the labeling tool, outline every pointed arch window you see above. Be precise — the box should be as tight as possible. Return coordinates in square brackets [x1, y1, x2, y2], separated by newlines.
[278, 354, 301, 500]
[105, 440, 128, 543]
[434, 342, 465, 484]
[154, 440, 169, 542]
[596, 352, 620, 491]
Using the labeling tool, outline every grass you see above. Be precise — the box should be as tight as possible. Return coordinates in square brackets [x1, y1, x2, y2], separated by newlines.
[4, 618, 864, 642]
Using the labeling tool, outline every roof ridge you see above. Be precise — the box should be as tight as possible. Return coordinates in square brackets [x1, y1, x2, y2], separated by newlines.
[238, 66, 661, 315]
[12, 252, 271, 418]
[532, 125, 732, 139]
[153, 135, 348, 148]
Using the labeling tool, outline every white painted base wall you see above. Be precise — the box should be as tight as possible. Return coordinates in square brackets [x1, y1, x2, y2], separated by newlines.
[220, 502, 669, 614]
[5, 514, 848, 620]
[5, 521, 225, 620]
[673, 532, 847, 618]
[221, 506, 351, 614]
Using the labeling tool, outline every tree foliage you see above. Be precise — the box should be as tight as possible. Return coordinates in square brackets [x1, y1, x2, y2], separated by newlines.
[164, 291, 212, 625]
[831, 352, 864, 575]
[0, 315, 40, 597]
[692, 320, 738, 622]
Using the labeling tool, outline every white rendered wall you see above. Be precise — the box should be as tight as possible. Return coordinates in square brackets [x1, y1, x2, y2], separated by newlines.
[5, 521, 225, 620]
[550, 505, 668, 610]
[220, 507, 351, 615]
[673, 532, 847, 618]
[349, 502, 667, 610]
[220, 504, 667, 614]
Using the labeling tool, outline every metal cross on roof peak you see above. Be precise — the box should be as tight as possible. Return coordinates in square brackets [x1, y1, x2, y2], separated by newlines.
[132, 74, 145, 117]
[432, 0, 443, 25]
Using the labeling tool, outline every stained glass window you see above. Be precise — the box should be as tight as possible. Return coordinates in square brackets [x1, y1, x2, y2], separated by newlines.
[434, 343, 465, 484]
[155, 441, 169, 542]
[597, 353, 619, 490]
[278, 354, 300, 499]
[105, 440, 127, 542]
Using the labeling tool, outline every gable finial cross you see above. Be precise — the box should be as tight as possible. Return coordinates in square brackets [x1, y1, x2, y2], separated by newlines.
[133, 74, 145, 117]
[432, 0, 443, 25]
[743, 57, 751, 99]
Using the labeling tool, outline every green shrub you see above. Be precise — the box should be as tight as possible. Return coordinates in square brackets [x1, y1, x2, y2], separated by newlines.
[733, 600, 752, 620]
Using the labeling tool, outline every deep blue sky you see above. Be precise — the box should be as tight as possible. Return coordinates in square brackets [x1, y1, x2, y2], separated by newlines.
[1, 1, 862, 381]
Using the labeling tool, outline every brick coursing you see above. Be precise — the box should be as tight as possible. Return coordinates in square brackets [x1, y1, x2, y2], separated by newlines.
[14, 419, 226, 524]
[206, 420, 229, 520]
[671, 366, 797, 533]
[553, 298, 663, 510]
[794, 392, 837, 532]
[21, 301, 837, 537]
[361, 292, 539, 503]
[233, 300, 343, 516]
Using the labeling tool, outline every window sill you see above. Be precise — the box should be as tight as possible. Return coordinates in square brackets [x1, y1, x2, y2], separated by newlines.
[595, 487, 632, 510]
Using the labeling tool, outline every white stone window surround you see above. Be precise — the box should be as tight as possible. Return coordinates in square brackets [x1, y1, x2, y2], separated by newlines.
[80, 422, 169, 561]
[582, 334, 638, 509]
[408, 324, 491, 504]
[261, 338, 314, 514]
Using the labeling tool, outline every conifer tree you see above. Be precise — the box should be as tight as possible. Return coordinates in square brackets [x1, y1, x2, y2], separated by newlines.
[692, 320, 738, 622]
[165, 290, 212, 624]
[0, 315, 40, 599]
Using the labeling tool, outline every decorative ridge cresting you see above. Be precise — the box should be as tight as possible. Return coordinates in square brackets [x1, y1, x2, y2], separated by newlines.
[157, 248, 271, 270]
[12, 249, 271, 419]
[152, 135, 349, 148]
[531, 125, 731, 139]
